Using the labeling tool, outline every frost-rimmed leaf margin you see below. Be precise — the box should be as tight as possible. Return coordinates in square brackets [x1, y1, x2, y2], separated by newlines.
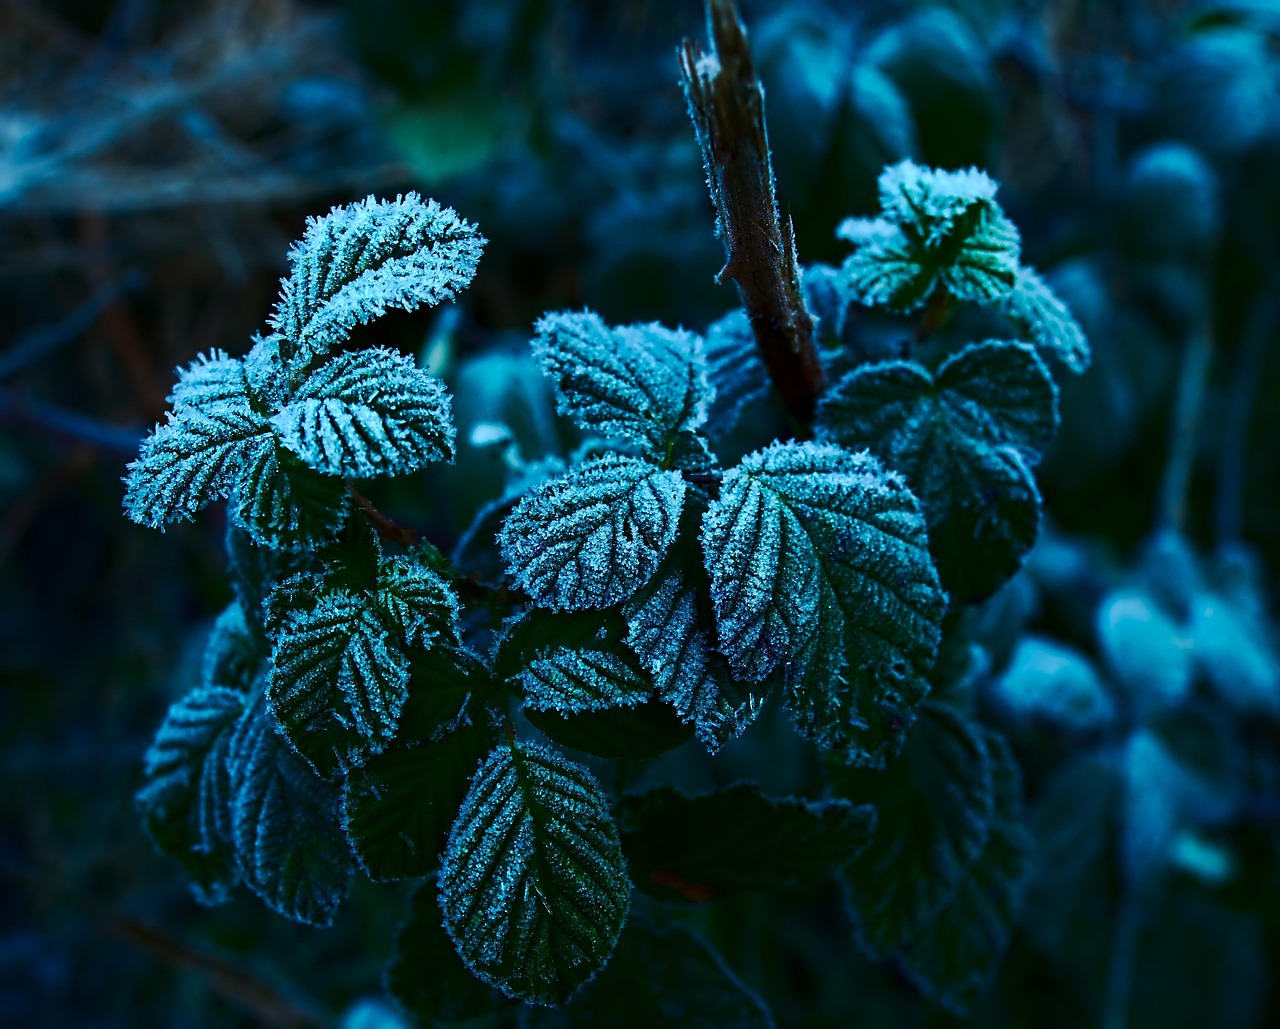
[437, 736, 631, 1007]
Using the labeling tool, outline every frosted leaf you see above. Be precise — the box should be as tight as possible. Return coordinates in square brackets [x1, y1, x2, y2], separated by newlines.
[701, 441, 944, 765]
[703, 309, 776, 441]
[273, 347, 454, 478]
[1001, 267, 1091, 373]
[375, 552, 460, 650]
[834, 703, 995, 957]
[266, 587, 410, 778]
[1097, 590, 1193, 716]
[531, 310, 711, 454]
[988, 636, 1116, 732]
[617, 784, 876, 899]
[842, 160, 1022, 312]
[438, 738, 630, 1006]
[226, 700, 353, 926]
[136, 685, 247, 906]
[226, 523, 318, 640]
[818, 340, 1057, 601]
[232, 442, 348, 551]
[623, 554, 767, 752]
[520, 649, 650, 714]
[124, 401, 272, 529]
[201, 601, 264, 693]
[900, 728, 1033, 1015]
[269, 193, 485, 367]
[499, 454, 686, 611]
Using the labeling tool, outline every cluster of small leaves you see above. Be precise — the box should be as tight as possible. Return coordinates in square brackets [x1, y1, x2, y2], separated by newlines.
[123, 193, 483, 550]
[497, 309, 947, 764]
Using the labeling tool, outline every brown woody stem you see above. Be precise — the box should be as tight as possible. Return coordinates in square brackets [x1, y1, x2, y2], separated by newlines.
[679, 0, 826, 426]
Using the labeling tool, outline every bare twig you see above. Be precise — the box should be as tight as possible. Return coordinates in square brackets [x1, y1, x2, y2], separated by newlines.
[679, 0, 826, 427]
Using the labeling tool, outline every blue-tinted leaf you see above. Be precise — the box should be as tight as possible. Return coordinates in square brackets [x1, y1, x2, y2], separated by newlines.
[124, 402, 272, 529]
[499, 455, 685, 611]
[1097, 590, 1193, 715]
[702, 441, 944, 765]
[386, 882, 512, 1025]
[375, 552, 459, 650]
[624, 549, 768, 752]
[273, 347, 454, 477]
[988, 636, 1116, 732]
[1188, 591, 1280, 715]
[899, 729, 1033, 1014]
[818, 340, 1057, 601]
[266, 587, 409, 778]
[531, 310, 710, 453]
[835, 703, 995, 956]
[232, 442, 349, 551]
[702, 310, 781, 446]
[530, 917, 775, 1029]
[201, 601, 264, 693]
[1122, 729, 1212, 888]
[168, 350, 251, 412]
[226, 523, 317, 641]
[618, 784, 875, 900]
[438, 738, 630, 1006]
[520, 649, 650, 714]
[1001, 266, 1091, 373]
[136, 685, 247, 905]
[269, 193, 485, 367]
[226, 701, 354, 926]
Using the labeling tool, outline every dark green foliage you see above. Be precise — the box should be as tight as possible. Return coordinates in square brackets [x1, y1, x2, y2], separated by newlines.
[617, 784, 875, 900]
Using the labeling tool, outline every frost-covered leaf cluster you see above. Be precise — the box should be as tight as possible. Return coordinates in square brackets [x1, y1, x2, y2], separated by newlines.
[125, 193, 482, 549]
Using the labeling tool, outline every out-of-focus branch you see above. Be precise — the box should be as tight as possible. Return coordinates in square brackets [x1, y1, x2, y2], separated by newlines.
[679, 0, 825, 427]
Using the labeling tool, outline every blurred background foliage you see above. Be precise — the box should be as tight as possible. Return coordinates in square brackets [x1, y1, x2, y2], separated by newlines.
[3, 0, 1280, 1025]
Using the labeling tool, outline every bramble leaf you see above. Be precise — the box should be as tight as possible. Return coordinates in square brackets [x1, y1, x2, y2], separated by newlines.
[136, 685, 247, 905]
[519, 648, 650, 715]
[988, 636, 1116, 732]
[374, 552, 460, 650]
[499, 455, 686, 611]
[226, 700, 354, 926]
[232, 443, 349, 551]
[269, 193, 485, 367]
[1097, 590, 1193, 715]
[273, 347, 454, 478]
[702, 441, 944, 765]
[266, 586, 409, 778]
[200, 601, 264, 693]
[531, 310, 710, 453]
[168, 349, 252, 412]
[899, 728, 1033, 1014]
[835, 703, 995, 956]
[618, 784, 876, 901]
[703, 310, 772, 442]
[818, 340, 1057, 601]
[439, 738, 631, 1006]
[125, 398, 272, 529]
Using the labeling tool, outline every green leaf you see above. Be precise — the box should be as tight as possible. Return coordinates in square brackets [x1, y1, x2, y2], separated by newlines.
[438, 738, 631, 1006]
[266, 585, 410, 778]
[520, 648, 650, 714]
[702, 441, 944, 765]
[499, 454, 686, 611]
[899, 729, 1033, 1014]
[618, 784, 876, 901]
[226, 701, 354, 926]
[835, 703, 995, 956]
[125, 400, 272, 529]
[623, 545, 769, 753]
[818, 340, 1057, 601]
[273, 347, 455, 478]
[269, 193, 485, 367]
[529, 916, 775, 1028]
[385, 881, 513, 1025]
[232, 443, 349, 551]
[136, 685, 247, 905]
[842, 161, 1022, 311]
[1001, 266, 1091, 373]
[531, 310, 710, 454]
[988, 636, 1116, 732]
[375, 552, 460, 650]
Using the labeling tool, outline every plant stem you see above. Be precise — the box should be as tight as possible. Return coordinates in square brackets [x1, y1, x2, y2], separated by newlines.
[1157, 319, 1213, 535]
[347, 485, 421, 548]
[679, 0, 826, 427]
[1102, 888, 1143, 1029]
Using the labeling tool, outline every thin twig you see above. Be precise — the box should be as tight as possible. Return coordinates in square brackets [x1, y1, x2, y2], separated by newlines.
[1157, 319, 1212, 535]
[679, 0, 826, 427]
[347, 485, 421, 548]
